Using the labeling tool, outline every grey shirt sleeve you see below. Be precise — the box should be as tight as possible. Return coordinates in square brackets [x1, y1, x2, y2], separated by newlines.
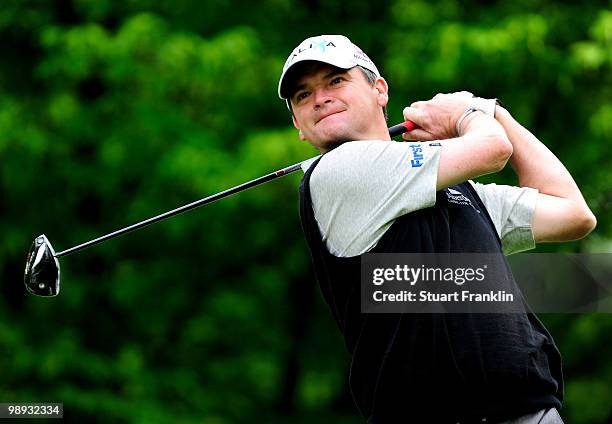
[468, 181, 539, 255]
[305, 140, 441, 257]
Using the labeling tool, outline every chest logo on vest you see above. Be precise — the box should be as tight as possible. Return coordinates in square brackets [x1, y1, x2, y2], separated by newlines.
[445, 188, 481, 213]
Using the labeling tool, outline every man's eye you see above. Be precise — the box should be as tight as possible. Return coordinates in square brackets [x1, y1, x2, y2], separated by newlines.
[330, 77, 344, 85]
[296, 91, 309, 101]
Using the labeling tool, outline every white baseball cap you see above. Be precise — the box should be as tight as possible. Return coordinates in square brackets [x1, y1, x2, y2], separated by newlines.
[278, 35, 381, 99]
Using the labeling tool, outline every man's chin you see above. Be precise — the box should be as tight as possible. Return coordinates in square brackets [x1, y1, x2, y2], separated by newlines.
[317, 124, 357, 146]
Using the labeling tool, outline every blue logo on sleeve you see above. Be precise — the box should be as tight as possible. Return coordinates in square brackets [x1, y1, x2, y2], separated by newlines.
[410, 144, 424, 168]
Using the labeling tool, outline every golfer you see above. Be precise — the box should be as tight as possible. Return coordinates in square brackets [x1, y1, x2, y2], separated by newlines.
[278, 35, 596, 423]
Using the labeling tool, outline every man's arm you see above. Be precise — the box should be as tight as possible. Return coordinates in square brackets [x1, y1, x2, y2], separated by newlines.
[403, 92, 596, 243]
[495, 106, 597, 242]
[403, 92, 514, 190]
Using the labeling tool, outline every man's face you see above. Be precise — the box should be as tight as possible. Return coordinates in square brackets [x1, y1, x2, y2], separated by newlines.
[288, 64, 388, 152]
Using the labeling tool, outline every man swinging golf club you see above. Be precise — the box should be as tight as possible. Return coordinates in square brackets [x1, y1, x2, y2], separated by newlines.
[279, 35, 596, 423]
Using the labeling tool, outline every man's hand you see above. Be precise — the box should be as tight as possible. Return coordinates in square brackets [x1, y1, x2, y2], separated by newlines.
[400, 91, 513, 191]
[402, 91, 475, 141]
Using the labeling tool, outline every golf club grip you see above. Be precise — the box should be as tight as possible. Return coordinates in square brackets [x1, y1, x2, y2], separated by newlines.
[388, 120, 417, 138]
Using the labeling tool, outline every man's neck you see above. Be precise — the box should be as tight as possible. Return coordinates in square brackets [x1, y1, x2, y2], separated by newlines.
[319, 133, 392, 154]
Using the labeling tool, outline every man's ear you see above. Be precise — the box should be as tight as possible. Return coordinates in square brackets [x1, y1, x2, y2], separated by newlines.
[292, 115, 307, 141]
[374, 77, 389, 107]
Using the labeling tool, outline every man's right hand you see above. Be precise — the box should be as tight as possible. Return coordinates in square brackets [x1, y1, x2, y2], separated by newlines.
[402, 91, 475, 141]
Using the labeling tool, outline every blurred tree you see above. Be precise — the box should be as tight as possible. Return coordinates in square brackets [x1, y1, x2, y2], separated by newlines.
[0, 0, 610, 423]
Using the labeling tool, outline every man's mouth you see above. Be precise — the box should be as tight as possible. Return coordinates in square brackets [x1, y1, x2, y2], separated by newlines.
[316, 110, 345, 124]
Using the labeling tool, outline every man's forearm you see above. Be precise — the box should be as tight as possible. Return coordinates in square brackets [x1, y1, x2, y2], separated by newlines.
[432, 112, 513, 190]
[495, 106, 585, 201]
[495, 105, 596, 240]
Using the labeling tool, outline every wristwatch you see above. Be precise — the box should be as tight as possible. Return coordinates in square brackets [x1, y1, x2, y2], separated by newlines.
[456, 107, 486, 136]
[456, 97, 503, 136]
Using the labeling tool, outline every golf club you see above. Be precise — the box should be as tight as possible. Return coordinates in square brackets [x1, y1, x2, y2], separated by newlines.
[24, 121, 416, 297]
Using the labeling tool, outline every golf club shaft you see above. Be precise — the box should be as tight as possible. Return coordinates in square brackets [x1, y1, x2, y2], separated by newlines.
[54, 121, 416, 258]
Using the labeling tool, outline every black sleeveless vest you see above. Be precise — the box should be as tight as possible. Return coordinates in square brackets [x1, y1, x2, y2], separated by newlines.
[299, 156, 563, 423]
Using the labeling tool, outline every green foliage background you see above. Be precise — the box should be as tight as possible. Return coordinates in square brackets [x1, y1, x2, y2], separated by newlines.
[0, 1, 610, 422]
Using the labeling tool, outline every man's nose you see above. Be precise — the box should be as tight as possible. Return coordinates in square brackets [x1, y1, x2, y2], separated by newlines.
[313, 88, 333, 108]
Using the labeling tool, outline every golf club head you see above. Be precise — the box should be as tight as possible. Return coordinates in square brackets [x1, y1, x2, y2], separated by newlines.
[24, 234, 60, 297]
